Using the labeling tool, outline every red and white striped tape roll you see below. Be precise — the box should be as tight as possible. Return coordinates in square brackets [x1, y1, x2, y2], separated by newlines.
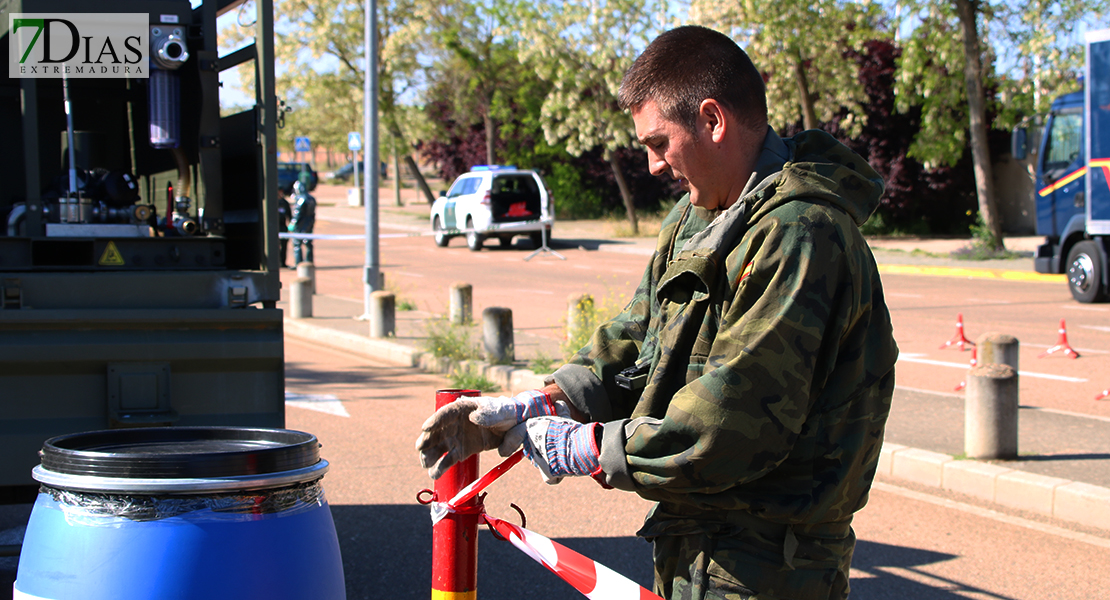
[484, 514, 663, 600]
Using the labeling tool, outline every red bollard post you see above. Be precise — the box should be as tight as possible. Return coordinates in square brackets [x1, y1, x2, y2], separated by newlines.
[432, 389, 481, 600]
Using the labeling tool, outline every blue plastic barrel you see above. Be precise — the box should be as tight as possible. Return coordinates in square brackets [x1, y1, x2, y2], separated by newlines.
[14, 427, 346, 600]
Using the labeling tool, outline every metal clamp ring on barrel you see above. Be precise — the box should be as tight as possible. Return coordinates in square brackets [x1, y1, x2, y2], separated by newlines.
[31, 460, 330, 494]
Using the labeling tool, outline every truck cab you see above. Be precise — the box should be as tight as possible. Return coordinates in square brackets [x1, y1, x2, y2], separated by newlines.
[1017, 28, 1110, 303]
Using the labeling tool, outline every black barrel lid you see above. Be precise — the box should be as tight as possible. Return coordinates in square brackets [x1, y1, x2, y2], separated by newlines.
[39, 427, 321, 479]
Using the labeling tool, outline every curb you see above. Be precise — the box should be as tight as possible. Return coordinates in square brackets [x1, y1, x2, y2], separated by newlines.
[286, 319, 1110, 534]
[878, 444, 1110, 532]
[283, 318, 547, 394]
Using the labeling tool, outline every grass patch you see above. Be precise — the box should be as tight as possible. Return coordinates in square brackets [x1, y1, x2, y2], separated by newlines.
[421, 316, 481, 361]
[560, 282, 632, 361]
[529, 352, 558, 374]
[449, 365, 501, 394]
[602, 201, 677, 239]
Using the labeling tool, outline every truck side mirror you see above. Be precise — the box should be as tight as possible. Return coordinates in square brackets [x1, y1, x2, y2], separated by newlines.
[1011, 127, 1028, 161]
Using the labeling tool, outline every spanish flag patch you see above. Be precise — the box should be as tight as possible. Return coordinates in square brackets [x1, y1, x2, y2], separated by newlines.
[737, 261, 755, 285]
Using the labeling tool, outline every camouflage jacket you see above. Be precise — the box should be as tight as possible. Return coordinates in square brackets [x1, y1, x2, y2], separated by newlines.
[552, 128, 898, 599]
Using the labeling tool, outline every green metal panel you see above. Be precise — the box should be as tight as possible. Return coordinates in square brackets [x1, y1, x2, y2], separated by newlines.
[0, 308, 284, 487]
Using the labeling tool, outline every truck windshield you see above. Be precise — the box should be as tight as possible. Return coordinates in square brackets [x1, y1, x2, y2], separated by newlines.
[1044, 112, 1082, 172]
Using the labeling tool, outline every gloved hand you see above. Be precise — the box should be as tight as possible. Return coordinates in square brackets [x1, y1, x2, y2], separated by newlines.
[515, 416, 601, 485]
[415, 391, 569, 479]
[468, 390, 571, 455]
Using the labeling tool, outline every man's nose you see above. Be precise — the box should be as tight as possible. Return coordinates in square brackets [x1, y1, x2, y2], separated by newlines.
[647, 151, 667, 177]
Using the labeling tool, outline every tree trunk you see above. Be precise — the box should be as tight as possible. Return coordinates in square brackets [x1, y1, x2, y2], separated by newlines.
[607, 149, 637, 236]
[792, 54, 819, 131]
[956, 0, 1005, 251]
[385, 116, 436, 204]
[483, 111, 496, 166]
[393, 144, 402, 207]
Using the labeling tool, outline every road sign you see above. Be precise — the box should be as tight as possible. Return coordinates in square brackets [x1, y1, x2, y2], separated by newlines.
[347, 132, 362, 152]
[294, 137, 311, 152]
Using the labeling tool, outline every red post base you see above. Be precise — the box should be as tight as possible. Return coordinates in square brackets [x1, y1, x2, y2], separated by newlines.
[431, 389, 481, 600]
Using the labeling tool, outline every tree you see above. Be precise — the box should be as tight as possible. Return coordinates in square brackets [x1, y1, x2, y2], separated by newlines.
[222, 0, 436, 199]
[688, 0, 882, 135]
[517, 0, 664, 234]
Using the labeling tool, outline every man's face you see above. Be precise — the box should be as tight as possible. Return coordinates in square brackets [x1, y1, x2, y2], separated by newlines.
[632, 99, 723, 210]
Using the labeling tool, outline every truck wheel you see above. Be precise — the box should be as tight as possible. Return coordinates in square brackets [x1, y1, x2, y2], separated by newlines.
[466, 217, 484, 251]
[433, 216, 450, 247]
[1066, 240, 1107, 303]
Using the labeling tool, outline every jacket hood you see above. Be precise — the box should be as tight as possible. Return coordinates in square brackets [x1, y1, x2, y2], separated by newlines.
[743, 128, 885, 227]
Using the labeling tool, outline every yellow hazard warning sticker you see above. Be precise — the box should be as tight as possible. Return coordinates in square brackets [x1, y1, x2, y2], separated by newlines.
[98, 241, 125, 266]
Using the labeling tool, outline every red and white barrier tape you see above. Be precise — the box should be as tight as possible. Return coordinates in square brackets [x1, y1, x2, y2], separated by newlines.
[483, 514, 663, 600]
[421, 449, 662, 600]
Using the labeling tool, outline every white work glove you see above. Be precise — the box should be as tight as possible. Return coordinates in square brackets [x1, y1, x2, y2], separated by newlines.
[415, 390, 570, 479]
[513, 416, 602, 485]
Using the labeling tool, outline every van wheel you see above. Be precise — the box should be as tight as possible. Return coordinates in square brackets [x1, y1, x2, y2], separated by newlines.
[1066, 240, 1107, 303]
[529, 232, 544, 249]
[433, 216, 450, 247]
[466, 217, 484, 251]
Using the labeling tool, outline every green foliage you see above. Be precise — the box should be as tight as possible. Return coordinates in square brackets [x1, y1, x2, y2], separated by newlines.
[950, 213, 1023, 259]
[689, 0, 883, 135]
[448, 365, 502, 394]
[859, 211, 931, 237]
[528, 353, 558, 374]
[421, 317, 481, 361]
[560, 286, 630, 361]
[547, 162, 606, 219]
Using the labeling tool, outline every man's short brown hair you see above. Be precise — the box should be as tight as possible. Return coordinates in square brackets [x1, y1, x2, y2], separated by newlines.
[618, 26, 767, 134]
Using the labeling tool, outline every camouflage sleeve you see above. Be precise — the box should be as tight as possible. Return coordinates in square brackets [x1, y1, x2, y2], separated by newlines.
[551, 251, 654, 423]
[552, 201, 691, 423]
[599, 202, 873, 497]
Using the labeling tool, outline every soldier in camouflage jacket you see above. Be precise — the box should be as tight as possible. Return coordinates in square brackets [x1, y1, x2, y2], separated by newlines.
[417, 25, 897, 600]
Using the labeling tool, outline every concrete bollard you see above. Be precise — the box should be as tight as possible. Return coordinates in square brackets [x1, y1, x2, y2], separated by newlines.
[977, 332, 1019, 372]
[450, 283, 473, 325]
[289, 276, 313, 319]
[567, 293, 594, 343]
[965, 363, 1019, 459]
[370, 291, 395, 338]
[296, 261, 315, 294]
[482, 307, 514, 365]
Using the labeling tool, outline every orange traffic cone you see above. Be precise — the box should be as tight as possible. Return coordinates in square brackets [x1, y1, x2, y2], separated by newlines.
[1038, 319, 1080, 359]
[954, 347, 979, 391]
[1096, 389, 1110, 401]
[940, 313, 975, 351]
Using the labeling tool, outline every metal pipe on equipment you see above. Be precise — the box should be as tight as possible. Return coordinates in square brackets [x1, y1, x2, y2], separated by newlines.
[431, 389, 480, 600]
[362, 0, 381, 318]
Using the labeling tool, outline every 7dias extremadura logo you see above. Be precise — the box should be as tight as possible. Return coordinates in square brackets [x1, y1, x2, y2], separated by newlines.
[8, 13, 148, 78]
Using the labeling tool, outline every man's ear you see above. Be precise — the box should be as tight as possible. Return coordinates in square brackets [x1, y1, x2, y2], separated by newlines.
[699, 99, 729, 144]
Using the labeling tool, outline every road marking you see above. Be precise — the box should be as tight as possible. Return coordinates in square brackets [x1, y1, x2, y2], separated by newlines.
[1022, 342, 1108, 355]
[965, 298, 1012, 304]
[1080, 324, 1110, 332]
[897, 356, 1087, 382]
[285, 392, 350, 417]
[872, 481, 1110, 550]
[1063, 304, 1110, 312]
[885, 292, 924, 298]
[878, 264, 1064, 283]
[897, 385, 1110, 423]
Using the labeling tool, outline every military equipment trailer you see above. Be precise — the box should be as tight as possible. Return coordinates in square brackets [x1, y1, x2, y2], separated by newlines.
[0, 0, 286, 497]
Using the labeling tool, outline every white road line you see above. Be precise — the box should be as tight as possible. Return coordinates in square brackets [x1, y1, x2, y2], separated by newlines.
[897, 385, 1110, 423]
[1079, 325, 1110, 333]
[885, 292, 924, 298]
[1063, 304, 1110, 312]
[1021, 342, 1108, 355]
[897, 356, 1087, 382]
[285, 392, 350, 417]
[872, 481, 1110, 550]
